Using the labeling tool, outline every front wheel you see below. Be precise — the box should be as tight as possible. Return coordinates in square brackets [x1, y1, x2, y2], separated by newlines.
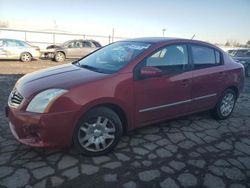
[73, 107, 123, 156]
[211, 89, 236, 120]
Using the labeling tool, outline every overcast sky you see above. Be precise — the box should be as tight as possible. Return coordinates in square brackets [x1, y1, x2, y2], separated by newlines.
[0, 0, 249, 44]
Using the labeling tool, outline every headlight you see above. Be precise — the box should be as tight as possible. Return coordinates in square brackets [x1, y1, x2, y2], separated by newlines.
[26, 89, 68, 113]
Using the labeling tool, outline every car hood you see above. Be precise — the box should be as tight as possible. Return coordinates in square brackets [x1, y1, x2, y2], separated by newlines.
[15, 64, 109, 98]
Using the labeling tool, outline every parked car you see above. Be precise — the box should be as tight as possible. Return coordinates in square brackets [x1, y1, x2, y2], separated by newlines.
[6, 37, 245, 156]
[227, 48, 250, 77]
[0, 38, 40, 62]
[43, 39, 102, 62]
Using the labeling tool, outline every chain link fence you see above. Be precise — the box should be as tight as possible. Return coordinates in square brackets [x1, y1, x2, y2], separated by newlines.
[0, 28, 128, 49]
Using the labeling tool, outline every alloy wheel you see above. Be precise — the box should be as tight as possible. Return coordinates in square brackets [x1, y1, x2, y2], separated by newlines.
[78, 116, 116, 152]
[220, 93, 235, 117]
[21, 53, 31, 62]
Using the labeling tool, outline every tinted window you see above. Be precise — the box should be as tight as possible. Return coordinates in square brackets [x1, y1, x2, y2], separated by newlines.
[145, 44, 188, 74]
[191, 45, 221, 69]
[75, 41, 83, 48]
[67, 42, 76, 48]
[215, 50, 221, 64]
[92, 41, 102, 47]
[83, 41, 92, 47]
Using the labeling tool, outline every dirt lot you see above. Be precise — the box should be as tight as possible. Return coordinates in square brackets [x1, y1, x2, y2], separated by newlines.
[0, 60, 250, 188]
[0, 59, 73, 74]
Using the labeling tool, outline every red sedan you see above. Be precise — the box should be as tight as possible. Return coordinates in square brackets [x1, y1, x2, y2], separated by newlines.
[6, 38, 245, 156]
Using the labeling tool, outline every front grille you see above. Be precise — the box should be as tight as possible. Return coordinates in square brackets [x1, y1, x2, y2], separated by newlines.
[8, 89, 24, 108]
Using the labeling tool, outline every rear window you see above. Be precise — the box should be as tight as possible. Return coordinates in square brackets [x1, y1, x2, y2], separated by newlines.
[191, 45, 222, 69]
[92, 41, 102, 47]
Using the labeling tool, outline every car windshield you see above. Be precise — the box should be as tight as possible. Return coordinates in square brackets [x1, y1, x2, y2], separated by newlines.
[75, 41, 151, 74]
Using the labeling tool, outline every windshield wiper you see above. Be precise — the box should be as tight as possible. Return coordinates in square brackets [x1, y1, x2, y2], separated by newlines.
[72, 60, 81, 66]
[81, 64, 106, 73]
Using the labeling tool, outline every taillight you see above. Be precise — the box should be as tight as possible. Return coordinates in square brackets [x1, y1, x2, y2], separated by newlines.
[35, 48, 40, 51]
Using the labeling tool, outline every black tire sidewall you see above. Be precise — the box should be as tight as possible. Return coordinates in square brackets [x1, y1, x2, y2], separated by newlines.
[73, 107, 123, 156]
[214, 89, 236, 120]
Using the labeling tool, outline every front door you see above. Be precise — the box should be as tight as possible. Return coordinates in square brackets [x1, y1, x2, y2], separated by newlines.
[134, 44, 192, 126]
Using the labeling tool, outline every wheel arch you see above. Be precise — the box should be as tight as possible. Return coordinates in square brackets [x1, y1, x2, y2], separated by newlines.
[20, 51, 32, 58]
[225, 85, 239, 99]
[55, 50, 66, 56]
[79, 102, 129, 135]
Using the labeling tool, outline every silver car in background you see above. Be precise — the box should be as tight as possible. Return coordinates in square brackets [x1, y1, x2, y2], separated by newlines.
[44, 39, 102, 62]
[0, 39, 41, 62]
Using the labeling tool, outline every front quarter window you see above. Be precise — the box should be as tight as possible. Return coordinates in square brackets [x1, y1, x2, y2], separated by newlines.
[77, 41, 151, 74]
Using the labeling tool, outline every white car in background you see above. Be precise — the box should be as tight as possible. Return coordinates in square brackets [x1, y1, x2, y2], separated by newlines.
[0, 39, 41, 62]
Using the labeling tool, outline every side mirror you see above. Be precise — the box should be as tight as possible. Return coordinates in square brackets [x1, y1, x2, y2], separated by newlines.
[140, 66, 162, 78]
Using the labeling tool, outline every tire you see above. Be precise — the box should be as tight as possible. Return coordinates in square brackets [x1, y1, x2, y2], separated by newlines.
[245, 65, 249, 77]
[73, 107, 123, 156]
[20, 52, 32, 62]
[54, 52, 65, 62]
[211, 89, 236, 120]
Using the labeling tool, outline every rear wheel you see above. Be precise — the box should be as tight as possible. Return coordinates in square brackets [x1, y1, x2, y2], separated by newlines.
[73, 107, 123, 156]
[54, 52, 65, 62]
[20, 52, 32, 62]
[211, 89, 236, 119]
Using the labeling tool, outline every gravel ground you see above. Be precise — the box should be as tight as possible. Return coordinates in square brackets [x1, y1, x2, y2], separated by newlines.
[0, 61, 250, 188]
[0, 59, 72, 74]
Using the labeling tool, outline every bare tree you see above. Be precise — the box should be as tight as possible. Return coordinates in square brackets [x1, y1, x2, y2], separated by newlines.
[225, 41, 231, 46]
[247, 40, 250, 47]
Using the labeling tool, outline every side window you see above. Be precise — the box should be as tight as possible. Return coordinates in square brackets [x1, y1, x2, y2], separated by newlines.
[0, 40, 5, 47]
[215, 50, 221, 64]
[6, 40, 19, 47]
[92, 41, 101, 48]
[75, 41, 83, 48]
[145, 44, 188, 74]
[191, 45, 222, 69]
[83, 41, 92, 48]
[67, 42, 76, 48]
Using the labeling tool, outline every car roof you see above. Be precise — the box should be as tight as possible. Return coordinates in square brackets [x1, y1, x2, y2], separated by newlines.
[125, 37, 180, 43]
[124, 37, 222, 51]
[124, 37, 212, 45]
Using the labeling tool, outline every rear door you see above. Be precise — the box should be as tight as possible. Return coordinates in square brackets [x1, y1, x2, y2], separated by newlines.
[189, 44, 226, 112]
[134, 44, 192, 126]
[80, 41, 96, 57]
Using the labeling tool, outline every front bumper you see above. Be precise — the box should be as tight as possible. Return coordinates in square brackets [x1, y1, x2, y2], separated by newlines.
[6, 106, 77, 148]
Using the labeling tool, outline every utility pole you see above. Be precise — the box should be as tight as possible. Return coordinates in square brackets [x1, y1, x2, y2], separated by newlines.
[162, 28, 166, 37]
